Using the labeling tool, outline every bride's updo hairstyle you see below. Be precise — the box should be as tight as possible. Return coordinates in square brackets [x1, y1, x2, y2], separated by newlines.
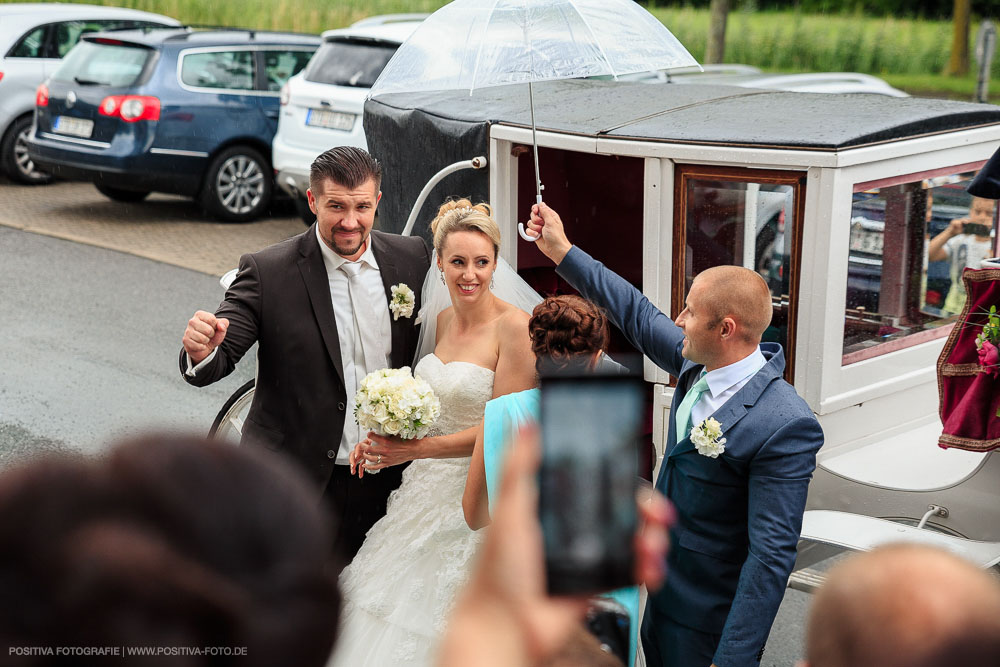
[430, 198, 501, 258]
[529, 295, 610, 374]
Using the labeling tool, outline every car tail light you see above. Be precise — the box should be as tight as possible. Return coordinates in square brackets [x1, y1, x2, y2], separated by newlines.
[0, 72, 5, 84]
[36, 83, 49, 107]
[98, 95, 160, 122]
[280, 83, 290, 106]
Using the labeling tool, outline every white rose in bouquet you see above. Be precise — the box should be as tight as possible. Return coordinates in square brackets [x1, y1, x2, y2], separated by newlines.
[354, 367, 440, 441]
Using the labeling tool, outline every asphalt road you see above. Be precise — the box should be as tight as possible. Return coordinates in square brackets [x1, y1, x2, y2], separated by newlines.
[0, 224, 256, 461]
[0, 179, 813, 666]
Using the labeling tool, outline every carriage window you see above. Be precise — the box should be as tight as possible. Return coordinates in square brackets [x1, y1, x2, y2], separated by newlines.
[842, 167, 994, 364]
[675, 166, 804, 382]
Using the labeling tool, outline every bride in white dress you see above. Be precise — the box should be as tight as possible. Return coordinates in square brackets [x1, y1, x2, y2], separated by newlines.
[329, 200, 539, 666]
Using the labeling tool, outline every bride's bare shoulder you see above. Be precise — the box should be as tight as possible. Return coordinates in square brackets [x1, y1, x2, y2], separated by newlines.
[436, 306, 455, 325]
[495, 301, 530, 333]
[434, 307, 455, 343]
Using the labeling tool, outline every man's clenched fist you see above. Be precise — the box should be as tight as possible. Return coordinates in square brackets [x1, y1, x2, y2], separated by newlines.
[182, 311, 229, 364]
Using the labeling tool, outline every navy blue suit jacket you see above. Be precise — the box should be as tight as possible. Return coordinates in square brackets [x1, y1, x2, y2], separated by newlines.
[557, 247, 823, 667]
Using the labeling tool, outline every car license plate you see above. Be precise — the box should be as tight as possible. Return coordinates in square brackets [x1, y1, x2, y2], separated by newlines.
[53, 116, 94, 138]
[306, 109, 355, 131]
[849, 227, 883, 255]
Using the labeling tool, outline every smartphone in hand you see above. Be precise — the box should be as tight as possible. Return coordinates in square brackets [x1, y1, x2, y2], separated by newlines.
[963, 222, 991, 237]
[538, 368, 645, 596]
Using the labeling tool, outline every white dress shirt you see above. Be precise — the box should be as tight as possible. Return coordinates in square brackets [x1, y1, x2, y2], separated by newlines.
[315, 227, 392, 464]
[689, 347, 768, 428]
[187, 228, 392, 466]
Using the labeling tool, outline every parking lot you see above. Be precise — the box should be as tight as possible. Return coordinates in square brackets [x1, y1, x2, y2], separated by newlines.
[0, 177, 304, 275]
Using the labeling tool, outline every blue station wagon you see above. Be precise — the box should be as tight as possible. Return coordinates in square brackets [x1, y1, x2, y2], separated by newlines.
[28, 28, 319, 221]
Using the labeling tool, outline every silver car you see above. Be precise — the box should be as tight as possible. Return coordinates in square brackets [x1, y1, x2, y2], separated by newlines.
[0, 3, 178, 184]
[272, 14, 425, 223]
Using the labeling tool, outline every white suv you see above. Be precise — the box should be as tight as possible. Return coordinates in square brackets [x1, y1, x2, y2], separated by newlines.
[0, 3, 178, 184]
[272, 14, 424, 223]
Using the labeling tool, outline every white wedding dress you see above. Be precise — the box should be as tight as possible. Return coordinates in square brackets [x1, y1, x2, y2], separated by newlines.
[328, 352, 495, 667]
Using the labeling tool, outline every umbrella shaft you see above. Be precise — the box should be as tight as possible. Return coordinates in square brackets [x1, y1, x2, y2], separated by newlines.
[528, 80, 543, 203]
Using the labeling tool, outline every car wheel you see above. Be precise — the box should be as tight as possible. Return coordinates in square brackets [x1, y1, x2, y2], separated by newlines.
[95, 183, 151, 202]
[200, 145, 272, 222]
[294, 195, 315, 226]
[1, 115, 53, 185]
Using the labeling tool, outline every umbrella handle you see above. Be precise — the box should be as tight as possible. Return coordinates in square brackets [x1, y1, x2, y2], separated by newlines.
[517, 194, 544, 242]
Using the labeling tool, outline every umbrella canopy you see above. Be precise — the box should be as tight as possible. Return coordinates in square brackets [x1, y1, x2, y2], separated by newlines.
[368, 0, 699, 98]
[368, 0, 699, 239]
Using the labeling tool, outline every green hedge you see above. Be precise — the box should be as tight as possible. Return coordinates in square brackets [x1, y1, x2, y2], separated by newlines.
[646, 1, 1000, 20]
[651, 7, 999, 79]
[6, 0, 996, 82]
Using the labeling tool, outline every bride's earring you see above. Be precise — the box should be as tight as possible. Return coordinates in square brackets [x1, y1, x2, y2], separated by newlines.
[490, 275, 496, 290]
[439, 271, 445, 285]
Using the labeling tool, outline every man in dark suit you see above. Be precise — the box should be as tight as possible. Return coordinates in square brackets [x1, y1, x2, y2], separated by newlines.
[180, 147, 430, 563]
[526, 203, 824, 667]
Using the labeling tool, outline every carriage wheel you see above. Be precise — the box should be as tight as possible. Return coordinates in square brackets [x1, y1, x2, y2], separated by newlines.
[209, 379, 255, 442]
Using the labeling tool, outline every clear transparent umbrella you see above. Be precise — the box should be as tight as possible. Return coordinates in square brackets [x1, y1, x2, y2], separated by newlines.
[368, 0, 699, 238]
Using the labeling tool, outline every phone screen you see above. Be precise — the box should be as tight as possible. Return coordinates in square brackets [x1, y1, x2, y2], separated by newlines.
[538, 371, 645, 596]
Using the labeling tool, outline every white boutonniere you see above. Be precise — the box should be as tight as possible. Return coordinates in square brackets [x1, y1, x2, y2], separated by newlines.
[690, 417, 727, 458]
[389, 283, 415, 320]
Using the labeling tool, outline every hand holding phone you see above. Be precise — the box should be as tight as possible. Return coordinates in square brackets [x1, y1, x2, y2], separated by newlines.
[538, 369, 646, 596]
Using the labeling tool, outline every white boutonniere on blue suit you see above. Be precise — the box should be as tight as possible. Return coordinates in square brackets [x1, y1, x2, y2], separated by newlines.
[389, 283, 416, 320]
[690, 417, 727, 458]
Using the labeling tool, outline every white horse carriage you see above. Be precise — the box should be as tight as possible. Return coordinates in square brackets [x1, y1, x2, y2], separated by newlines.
[365, 79, 1000, 584]
[211, 78, 1000, 585]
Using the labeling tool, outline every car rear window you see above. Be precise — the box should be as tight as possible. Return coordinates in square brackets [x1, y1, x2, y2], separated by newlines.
[305, 39, 397, 87]
[52, 40, 152, 87]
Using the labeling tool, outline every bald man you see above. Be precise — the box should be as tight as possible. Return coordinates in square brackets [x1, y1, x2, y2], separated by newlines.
[804, 544, 1000, 667]
[526, 204, 824, 667]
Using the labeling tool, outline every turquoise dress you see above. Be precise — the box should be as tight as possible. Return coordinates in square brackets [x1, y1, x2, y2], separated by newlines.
[483, 388, 640, 667]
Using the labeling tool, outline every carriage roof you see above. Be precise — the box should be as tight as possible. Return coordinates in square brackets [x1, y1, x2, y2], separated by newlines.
[365, 79, 1000, 239]
[367, 79, 1000, 152]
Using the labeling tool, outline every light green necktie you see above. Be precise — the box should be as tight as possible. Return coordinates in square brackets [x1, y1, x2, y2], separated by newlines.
[675, 373, 710, 441]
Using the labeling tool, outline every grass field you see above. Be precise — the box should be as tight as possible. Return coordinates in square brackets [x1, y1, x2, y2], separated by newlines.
[6, 0, 995, 100]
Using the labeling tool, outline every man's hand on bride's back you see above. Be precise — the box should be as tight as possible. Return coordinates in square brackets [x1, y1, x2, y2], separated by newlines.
[527, 202, 573, 265]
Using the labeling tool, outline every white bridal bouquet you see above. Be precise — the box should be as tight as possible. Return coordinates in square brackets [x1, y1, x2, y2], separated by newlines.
[354, 367, 440, 440]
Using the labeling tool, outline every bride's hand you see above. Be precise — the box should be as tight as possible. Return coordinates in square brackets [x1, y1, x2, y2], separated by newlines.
[360, 432, 422, 473]
[349, 439, 371, 478]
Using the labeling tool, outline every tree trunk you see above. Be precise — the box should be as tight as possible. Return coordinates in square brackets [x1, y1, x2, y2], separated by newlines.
[705, 0, 731, 64]
[945, 0, 971, 76]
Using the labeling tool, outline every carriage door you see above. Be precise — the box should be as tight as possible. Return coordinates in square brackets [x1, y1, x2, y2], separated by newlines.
[648, 164, 805, 475]
[513, 146, 651, 474]
[672, 164, 807, 382]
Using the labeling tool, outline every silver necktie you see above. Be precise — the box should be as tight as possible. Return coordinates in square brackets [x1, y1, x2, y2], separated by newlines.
[340, 262, 388, 376]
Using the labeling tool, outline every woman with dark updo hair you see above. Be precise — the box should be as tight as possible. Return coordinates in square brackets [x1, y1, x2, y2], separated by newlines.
[463, 294, 609, 530]
[462, 295, 641, 667]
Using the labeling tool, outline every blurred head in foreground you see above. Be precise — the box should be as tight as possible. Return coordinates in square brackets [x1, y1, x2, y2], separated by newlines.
[0, 434, 340, 666]
[803, 543, 1000, 667]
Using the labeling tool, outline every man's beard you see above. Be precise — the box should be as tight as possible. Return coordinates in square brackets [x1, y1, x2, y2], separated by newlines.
[326, 229, 368, 257]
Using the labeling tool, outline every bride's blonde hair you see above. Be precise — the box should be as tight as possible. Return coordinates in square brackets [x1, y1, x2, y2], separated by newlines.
[430, 198, 500, 258]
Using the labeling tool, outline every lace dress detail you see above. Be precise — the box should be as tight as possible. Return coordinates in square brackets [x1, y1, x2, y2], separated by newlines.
[328, 354, 494, 667]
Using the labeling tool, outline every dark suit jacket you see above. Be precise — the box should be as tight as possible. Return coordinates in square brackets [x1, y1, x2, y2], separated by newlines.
[180, 227, 431, 490]
[557, 246, 823, 667]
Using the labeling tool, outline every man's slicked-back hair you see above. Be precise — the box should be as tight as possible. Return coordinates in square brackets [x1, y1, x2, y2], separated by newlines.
[310, 146, 382, 194]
